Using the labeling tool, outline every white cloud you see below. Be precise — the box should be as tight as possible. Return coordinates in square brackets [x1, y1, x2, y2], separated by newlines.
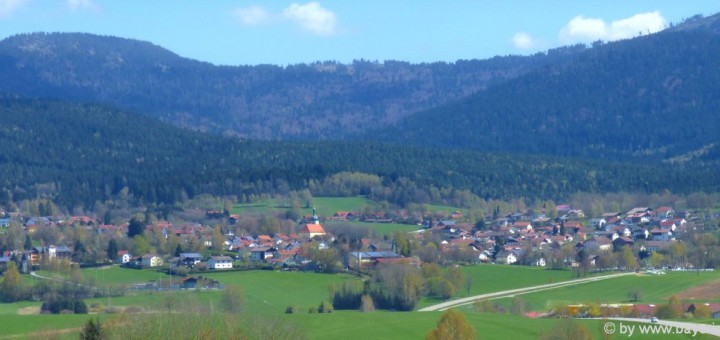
[513, 32, 535, 49]
[282, 2, 337, 36]
[0, 0, 28, 19]
[234, 6, 269, 26]
[67, 0, 101, 12]
[609, 12, 667, 39]
[559, 11, 667, 44]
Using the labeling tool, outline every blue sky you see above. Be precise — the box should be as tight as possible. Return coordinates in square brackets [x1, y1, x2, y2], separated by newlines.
[1, 1, 719, 66]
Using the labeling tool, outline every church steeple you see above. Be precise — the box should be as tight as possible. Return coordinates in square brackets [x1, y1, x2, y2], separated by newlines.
[312, 207, 319, 224]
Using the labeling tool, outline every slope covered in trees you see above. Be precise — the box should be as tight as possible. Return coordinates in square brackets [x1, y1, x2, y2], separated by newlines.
[0, 32, 559, 140]
[368, 14, 720, 164]
[2, 15, 719, 166]
[0, 96, 717, 208]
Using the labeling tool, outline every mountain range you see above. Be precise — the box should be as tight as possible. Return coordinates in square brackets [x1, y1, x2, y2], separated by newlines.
[0, 32, 561, 140]
[1, 13, 719, 206]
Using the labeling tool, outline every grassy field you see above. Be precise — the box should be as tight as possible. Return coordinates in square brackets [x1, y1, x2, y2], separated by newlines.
[306, 197, 375, 217]
[231, 196, 425, 236]
[323, 220, 421, 236]
[1, 308, 713, 340]
[0, 314, 106, 339]
[202, 270, 354, 314]
[426, 203, 466, 216]
[495, 271, 720, 311]
[3, 266, 720, 339]
[418, 264, 593, 308]
[231, 196, 378, 216]
[0, 300, 40, 315]
[292, 310, 566, 340]
[66, 266, 166, 284]
[231, 198, 277, 214]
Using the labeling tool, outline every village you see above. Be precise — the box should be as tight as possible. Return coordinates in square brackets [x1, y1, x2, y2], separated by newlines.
[1, 196, 720, 340]
[0, 203, 711, 275]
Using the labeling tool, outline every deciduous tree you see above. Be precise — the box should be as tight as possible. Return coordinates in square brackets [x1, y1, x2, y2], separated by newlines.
[539, 318, 593, 340]
[0, 262, 27, 302]
[220, 286, 246, 314]
[425, 309, 476, 340]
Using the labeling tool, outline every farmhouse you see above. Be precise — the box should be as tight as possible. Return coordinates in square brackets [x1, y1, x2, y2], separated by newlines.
[141, 254, 163, 267]
[179, 252, 204, 266]
[495, 251, 518, 264]
[116, 250, 132, 264]
[47, 245, 72, 260]
[208, 256, 233, 269]
[250, 246, 276, 261]
[349, 251, 403, 268]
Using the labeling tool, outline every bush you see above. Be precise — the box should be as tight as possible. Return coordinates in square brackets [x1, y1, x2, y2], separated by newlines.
[104, 307, 121, 314]
[473, 299, 494, 313]
[41, 296, 88, 314]
[308, 306, 318, 313]
[285, 305, 301, 314]
[359, 294, 375, 312]
[426, 277, 455, 300]
[694, 304, 712, 319]
[318, 301, 333, 313]
[170, 266, 189, 276]
[330, 280, 363, 310]
[220, 286, 245, 314]
[80, 318, 104, 340]
[124, 305, 144, 313]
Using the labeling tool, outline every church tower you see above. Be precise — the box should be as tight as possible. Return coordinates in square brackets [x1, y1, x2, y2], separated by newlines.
[312, 207, 319, 224]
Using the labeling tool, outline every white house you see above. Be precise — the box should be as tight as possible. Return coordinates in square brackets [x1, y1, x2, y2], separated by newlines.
[117, 250, 132, 264]
[590, 218, 607, 229]
[141, 254, 163, 267]
[496, 251, 517, 265]
[208, 256, 233, 269]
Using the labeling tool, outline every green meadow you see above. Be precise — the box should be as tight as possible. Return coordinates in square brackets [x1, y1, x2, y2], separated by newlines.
[426, 203, 466, 216]
[231, 196, 377, 215]
[324, 220, 421, 236]
[497, 271, 720, 311]
[2, 266, 720, 339]
[418, 264, 592, 308]
[306, 196, 375, 216]
[231, 198, 277, 214]
[231, 196, 427, 236]
[202, 270, 352, 314]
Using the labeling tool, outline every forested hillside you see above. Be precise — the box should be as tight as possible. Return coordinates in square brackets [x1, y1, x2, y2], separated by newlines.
[1, 96, 717, 208]
[0, 32, 560, 139]
[2, 15, 720, 166]
[369, 15, 720, 163]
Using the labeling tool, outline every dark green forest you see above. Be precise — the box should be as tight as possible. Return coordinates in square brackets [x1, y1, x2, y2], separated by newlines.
[368, 20, 720, 164]
[1, 15, 720, 208]
[2, 18, 719, 165]
[1, 97, 717, 208]
[0, 32, 562, 140]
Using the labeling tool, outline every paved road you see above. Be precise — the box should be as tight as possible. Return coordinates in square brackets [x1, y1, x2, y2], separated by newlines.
[596, 317, 720, 338]
[419, 272, 634, 312]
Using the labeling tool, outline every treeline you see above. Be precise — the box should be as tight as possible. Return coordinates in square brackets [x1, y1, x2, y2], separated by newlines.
[1, 97, 719, 210]
[330, 262, 467, 311]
